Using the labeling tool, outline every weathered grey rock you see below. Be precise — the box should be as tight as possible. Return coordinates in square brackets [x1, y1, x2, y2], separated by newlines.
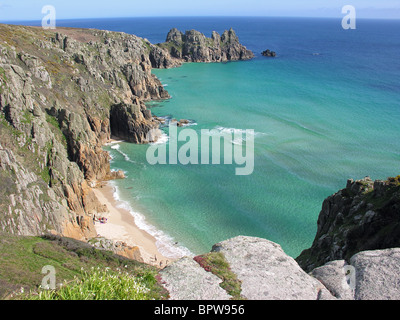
[157, 28, 254, 63]
[166, 28, 184, 43]
[212, 236, 333, 300]
[0, 142, 70, 236]
[310, 260, 354, 300]
[18, 52, 52, 88]
[160, 257, 232, 300]
[351, 248, 400, 300]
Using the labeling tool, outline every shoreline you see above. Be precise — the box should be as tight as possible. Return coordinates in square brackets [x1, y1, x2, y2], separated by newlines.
[92, 181, 175, 268]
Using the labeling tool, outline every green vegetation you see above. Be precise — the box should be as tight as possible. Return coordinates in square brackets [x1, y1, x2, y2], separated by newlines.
[39, 166, 51, 185]
[22, 110, 34, 125]
[26, 267, 154, 300]
[388, 175, 400, 186]
[45, 113, 59, 129]
[45, 114, 68, 151]
[141, 39, 152, 54]
[194, 252, 244, 300]
[157, 41, 183, 53]
[0, 234, 167, 300]
[0, 66, 6, 94]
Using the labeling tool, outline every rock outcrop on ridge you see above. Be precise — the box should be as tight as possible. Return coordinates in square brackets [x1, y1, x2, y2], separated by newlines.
[155, 28, 254, 64]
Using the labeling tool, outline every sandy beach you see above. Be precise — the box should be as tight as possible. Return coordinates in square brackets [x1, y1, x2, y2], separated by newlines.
[92, 182, 174, 268]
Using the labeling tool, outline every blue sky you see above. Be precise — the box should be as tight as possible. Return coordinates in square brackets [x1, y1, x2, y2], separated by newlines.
[0, 0, 399, 21]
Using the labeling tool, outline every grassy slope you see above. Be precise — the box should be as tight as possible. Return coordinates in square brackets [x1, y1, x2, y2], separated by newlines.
[0, 233, 167, 300]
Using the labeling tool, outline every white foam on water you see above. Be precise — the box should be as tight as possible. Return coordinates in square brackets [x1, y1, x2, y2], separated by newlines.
[111, 144, 120, 150]
[150, 132, 169, 145]
[109, 143, 136, 164]
[205, 126, 267, 145]
[110, 182, 194, 260]
[179, 121, 198, 128]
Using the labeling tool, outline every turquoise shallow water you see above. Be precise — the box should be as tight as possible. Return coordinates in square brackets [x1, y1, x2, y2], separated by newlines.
[95, 17, 400, 258]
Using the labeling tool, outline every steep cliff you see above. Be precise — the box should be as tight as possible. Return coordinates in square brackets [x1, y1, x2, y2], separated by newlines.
[297, 176, 400, 272]
[0, 24, 167, 241]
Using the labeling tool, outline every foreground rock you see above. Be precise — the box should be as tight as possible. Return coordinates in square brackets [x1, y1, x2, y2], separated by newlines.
[351, 248, 400, 300]
[310, 260, 355, 300]
[160, 236, 400, 300]
[212, 236, 333, 300]
[311, 248, 400, 300]
[161, 236, 334, 300]
[160, 257, 232, 300]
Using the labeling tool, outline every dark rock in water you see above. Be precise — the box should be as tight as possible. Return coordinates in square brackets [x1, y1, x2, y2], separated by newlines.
[168, 118, 195, 127]
[262, 49, 276, 57]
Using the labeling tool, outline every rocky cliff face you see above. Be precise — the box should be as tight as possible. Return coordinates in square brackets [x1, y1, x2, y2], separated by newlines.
[296, 176, 400, 272]
[109, 101, 161, 144]
[0, 24, 169, 242]
[155, 28, 254, 64]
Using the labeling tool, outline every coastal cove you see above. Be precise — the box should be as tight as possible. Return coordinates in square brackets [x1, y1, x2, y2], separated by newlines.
[95, 17, 400, 259]
[2, 17, 400, 262]
[0, 12, 400, 301]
